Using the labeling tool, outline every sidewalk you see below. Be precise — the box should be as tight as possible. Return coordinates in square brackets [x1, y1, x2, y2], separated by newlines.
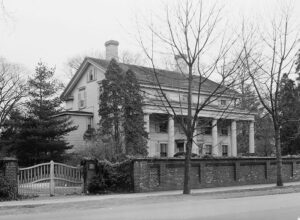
[1, 181, 300, 208]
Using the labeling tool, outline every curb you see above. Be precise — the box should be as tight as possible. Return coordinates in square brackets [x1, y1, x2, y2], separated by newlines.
[1, 182, 300, 208]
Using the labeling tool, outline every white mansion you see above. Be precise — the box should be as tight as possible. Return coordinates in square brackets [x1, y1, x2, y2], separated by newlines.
[60, 40, 256, 157]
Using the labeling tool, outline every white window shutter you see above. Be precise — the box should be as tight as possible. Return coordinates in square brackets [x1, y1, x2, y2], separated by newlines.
[84, 90, 87, 107]
[78, 93, 81, 108]
[94, 68, 97, 80]
[155, 142, 160, 157]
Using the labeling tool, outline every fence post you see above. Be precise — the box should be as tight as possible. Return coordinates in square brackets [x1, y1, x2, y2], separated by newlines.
[50, 160, 55, 196]
[0, 157, 18, 199]
[81, 159, 97, 194]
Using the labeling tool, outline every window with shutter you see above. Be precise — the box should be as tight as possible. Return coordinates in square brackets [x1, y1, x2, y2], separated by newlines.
[222, 145, 228, 156]
[160, 143, 167, 157]
[78, 93, 81, 108]
[78, 88, 86, 108]
[204, 144, 212, 155]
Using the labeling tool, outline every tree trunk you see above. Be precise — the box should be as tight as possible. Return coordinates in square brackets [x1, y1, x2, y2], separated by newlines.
[183, 65, 193, 195]
[274, 127, 283, 186]
[183, 138, 192, 194]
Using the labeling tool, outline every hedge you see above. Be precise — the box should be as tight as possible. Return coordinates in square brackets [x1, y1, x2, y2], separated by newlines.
[88, 159, 134, 194]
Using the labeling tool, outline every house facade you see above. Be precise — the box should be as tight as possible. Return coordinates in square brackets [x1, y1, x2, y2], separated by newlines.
[60, 40, 256, 156]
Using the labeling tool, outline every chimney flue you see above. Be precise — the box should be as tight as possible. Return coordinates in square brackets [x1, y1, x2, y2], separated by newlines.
[174, 54, 188, 74]
[105, 40, 119, 61]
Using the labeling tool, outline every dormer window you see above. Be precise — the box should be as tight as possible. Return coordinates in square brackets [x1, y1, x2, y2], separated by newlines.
[87, 68, 96, 82]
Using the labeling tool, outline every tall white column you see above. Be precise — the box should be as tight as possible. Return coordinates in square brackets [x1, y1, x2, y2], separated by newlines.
[212, 118, 218, 156]
[168, 116, 175, 157]
[192, 128, 198, 155]
[231, 120, 237, 156]
[144, 114, 150, 155]
[249, 121, 255, 153]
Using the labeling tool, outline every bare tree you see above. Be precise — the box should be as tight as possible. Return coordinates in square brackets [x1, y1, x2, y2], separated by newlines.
[0, 58, 27, 130]
[138, 0, 244, 194]
[63, 50, 104, 80]
[241, 7, 299, 186]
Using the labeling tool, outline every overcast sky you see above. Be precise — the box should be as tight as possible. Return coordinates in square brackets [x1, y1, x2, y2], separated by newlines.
[0, 0, 299, 83]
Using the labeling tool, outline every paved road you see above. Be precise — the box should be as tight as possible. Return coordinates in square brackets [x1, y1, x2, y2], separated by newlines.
[1, 192, 300, 220]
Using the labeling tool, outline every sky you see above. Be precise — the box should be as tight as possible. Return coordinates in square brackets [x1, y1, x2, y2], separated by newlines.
[0, 0, 299, 84]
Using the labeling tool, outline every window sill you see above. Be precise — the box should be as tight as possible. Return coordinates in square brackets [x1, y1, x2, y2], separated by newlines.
[87, 79, 96, 83]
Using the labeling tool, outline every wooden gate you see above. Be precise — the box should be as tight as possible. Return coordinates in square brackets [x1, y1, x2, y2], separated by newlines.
[18, 161, 83, 196]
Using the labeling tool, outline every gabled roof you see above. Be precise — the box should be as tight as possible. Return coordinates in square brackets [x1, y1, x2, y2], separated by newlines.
[61, 57, 239, 100]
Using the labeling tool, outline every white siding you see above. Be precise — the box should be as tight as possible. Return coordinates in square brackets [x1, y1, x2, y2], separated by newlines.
[68, 65, 105, 126]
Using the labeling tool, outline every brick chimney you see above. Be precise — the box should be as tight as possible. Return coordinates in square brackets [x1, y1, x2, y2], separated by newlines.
[175, 54, 188, 74]
[105, 40, 119, 61]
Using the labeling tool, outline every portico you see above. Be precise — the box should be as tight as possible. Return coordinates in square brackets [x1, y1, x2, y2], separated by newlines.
[144, 113, 255, 157]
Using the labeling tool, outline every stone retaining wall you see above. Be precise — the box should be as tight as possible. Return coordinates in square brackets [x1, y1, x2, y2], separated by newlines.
[133, 157, 300, 192]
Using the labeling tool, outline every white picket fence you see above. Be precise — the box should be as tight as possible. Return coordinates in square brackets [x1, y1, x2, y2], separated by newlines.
[18, 160, 83, 196]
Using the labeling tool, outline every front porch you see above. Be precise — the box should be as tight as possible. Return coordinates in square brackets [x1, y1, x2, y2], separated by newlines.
[144, 113, 255, 157]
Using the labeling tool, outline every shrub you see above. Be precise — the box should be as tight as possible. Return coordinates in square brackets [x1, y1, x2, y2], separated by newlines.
[241, 152, 259, 157]
[173, 152, 198, 158]
[88, 159, 133, 194]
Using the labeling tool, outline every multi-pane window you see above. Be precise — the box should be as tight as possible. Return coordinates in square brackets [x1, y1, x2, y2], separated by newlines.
[221, 127, 228, 136]
[158, 121, 168, 133]
[203, 126, 212, 135]
[160, 143, 167, 157]
[200, 123, 212, 135]
[78, 88, 86, 108]
[177, 142, 184, 152]
[205, 144, 212, 155]
[220, 99, 227, 106]
[222, 145, 228, 156]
